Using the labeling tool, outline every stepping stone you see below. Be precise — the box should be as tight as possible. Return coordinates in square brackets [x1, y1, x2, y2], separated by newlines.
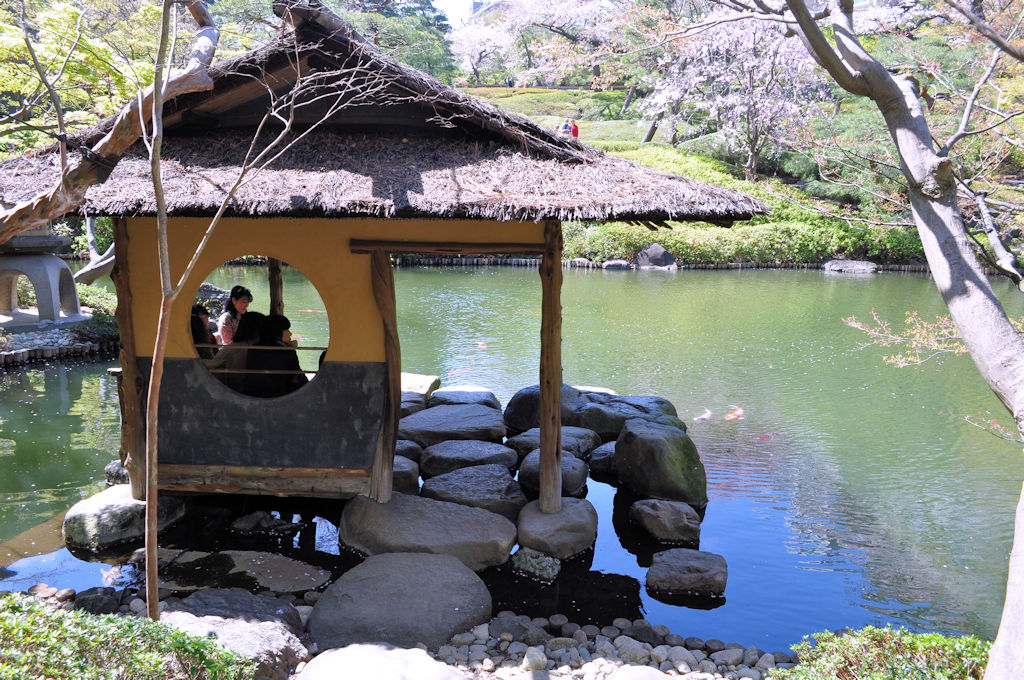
[419, 440, 518, 478]
[588, 441, 617, 476]
[154, 549, 331, 593]
[401, 391, 425, 418]
[161, 588, 309, 679]
[395, 439, 423, 463]
[517, 498, 598, 559]
[401, 372, 440, 398]
[505, 426, 602, 461]
[393, 455, 420, 493]
[399, 404, 506, 447]
[307, 553, 491, 650]
[63, 484, 185, 552]
[504, 384, 685, 439]
[517, 449, 589, 497]
[420, 464, 528, 521]
[629, 499, 700, 544]
[298, 644, 465, 680]
[428, 385, 501, 410]
[646, 548, 727, 596]
[615, 419, 707, 508]
[338, 493, 516, 571]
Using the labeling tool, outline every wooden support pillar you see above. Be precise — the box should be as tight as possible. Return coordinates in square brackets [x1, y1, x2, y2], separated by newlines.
[538, 220, 563, 513]
[368, 250, 401, 502]
[111, 217, 147, 500]
[267, 257, 284, 315]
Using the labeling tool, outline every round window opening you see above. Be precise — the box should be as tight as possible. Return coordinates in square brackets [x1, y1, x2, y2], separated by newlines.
[190, 257, 330, 398]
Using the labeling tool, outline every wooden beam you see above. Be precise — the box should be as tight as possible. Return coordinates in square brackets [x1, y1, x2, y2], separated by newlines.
[350, 240, 543, 255]
[268, 257, 284, 315]
[538, 220, 563, 513]
[111, 217, 147, 501]
[160, 464, 368, 498]
[367, 249, 401, 502]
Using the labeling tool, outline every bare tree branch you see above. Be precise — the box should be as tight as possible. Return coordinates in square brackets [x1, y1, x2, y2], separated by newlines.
[0, 0, 219, 244]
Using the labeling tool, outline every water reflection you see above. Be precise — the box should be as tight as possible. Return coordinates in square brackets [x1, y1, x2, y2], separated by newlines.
[0, 359, 119, 546]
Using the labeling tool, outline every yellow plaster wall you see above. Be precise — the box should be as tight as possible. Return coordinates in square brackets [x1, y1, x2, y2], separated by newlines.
[124, 217, 545, 361]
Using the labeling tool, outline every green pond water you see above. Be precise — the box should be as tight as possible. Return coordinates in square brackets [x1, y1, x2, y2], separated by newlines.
[2, 265, 1023, 650]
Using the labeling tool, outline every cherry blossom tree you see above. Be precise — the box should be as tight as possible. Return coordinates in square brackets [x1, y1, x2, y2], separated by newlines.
[643, 16, 828, 179]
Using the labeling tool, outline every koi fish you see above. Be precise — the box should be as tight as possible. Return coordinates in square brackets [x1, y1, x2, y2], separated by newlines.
[448, 368, 470, 376]
[723, 405, 744, 420]
[693, 408, 712, 423]
[754, 433, 781, 441]
[476, 342, 488, 348]
[291, 334, 304, 340]
[298, 309, 324, 313]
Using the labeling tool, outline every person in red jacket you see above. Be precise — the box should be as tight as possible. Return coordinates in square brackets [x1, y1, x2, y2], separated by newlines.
[570, 119, 579, 139]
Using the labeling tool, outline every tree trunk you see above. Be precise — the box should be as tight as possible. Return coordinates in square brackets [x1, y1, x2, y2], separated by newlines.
[619, 82, 637, 116]
[776, 4, 1024, 675]
[642, 117, 660, 143]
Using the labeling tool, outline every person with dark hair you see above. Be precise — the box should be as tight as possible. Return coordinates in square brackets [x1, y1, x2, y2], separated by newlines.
[217, 285, 253, 345]
[207, 311, 264, 392]
[245, 314, 308, 398]
[190, 304, 217, 359]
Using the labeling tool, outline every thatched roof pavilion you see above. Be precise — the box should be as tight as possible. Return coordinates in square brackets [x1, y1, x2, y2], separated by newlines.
[0, 0, 766, 513]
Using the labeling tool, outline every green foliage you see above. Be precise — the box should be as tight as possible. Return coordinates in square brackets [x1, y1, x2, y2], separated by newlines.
[773, 626, 989, 680]
[76, 283, 117, 314]
[344, 11, 457, 81]
[69, 310, 119, 344]
[464, 87, 634, 122]
[560, 145, 924, 264]
[0, 593, 256, 680]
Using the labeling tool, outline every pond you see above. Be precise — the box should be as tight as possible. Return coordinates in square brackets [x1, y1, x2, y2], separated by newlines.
[2, 265, 1023, 652]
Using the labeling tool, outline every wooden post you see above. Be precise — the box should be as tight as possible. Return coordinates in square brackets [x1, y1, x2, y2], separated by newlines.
[268, 257, 284, 315]
[111, 217, 147, 500]
[539, 220, 563, 513]
[368, 250, 401, 502]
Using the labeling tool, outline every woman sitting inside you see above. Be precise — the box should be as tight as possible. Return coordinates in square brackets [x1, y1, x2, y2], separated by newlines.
[245, 314, 308, 398]
[190, 304, 217, 360]
[206, 311, 264, 392]
[217, 285, 252, 345]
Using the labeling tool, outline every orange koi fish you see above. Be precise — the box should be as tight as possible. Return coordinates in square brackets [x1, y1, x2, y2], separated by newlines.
[723, 405, 744, 420]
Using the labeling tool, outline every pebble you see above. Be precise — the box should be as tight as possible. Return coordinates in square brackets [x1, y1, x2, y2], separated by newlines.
[417, 610, 806, 680]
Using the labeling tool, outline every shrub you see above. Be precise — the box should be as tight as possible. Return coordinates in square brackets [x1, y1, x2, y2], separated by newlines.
[774, 626, 989, 680]
[0, 593, 256, 680]
[70, 310, 120, 344]
[76, 283, 117, 314]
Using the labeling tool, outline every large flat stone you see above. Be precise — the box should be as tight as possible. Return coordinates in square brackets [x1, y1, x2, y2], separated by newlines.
[517, 498, 598, 559]
[307, 553, 491, 650]
[63, 484, 185, 552]
[614, 419, 707, 508]
[420, 464, 528, 521]
[629, 499, 701, 544]
[161, 609, 307, 680]
[338, 493, 516, 571]
[646, 548, 727, 596]
[419, 439, 518, 478]
[517, 449, 589, 497]
[504, 384, 685, 440]
[505, 426, 603, 461]
[164, 588, 304, 636]
[428, 385, 502, 410]
[297, 644, 465, 680]
[401, 372, 440, 397]
[154, 549, 331, 593]
[398, 404, 506, 447]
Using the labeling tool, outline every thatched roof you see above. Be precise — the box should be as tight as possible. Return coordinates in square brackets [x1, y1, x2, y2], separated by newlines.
[0, 1, 767, 225]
